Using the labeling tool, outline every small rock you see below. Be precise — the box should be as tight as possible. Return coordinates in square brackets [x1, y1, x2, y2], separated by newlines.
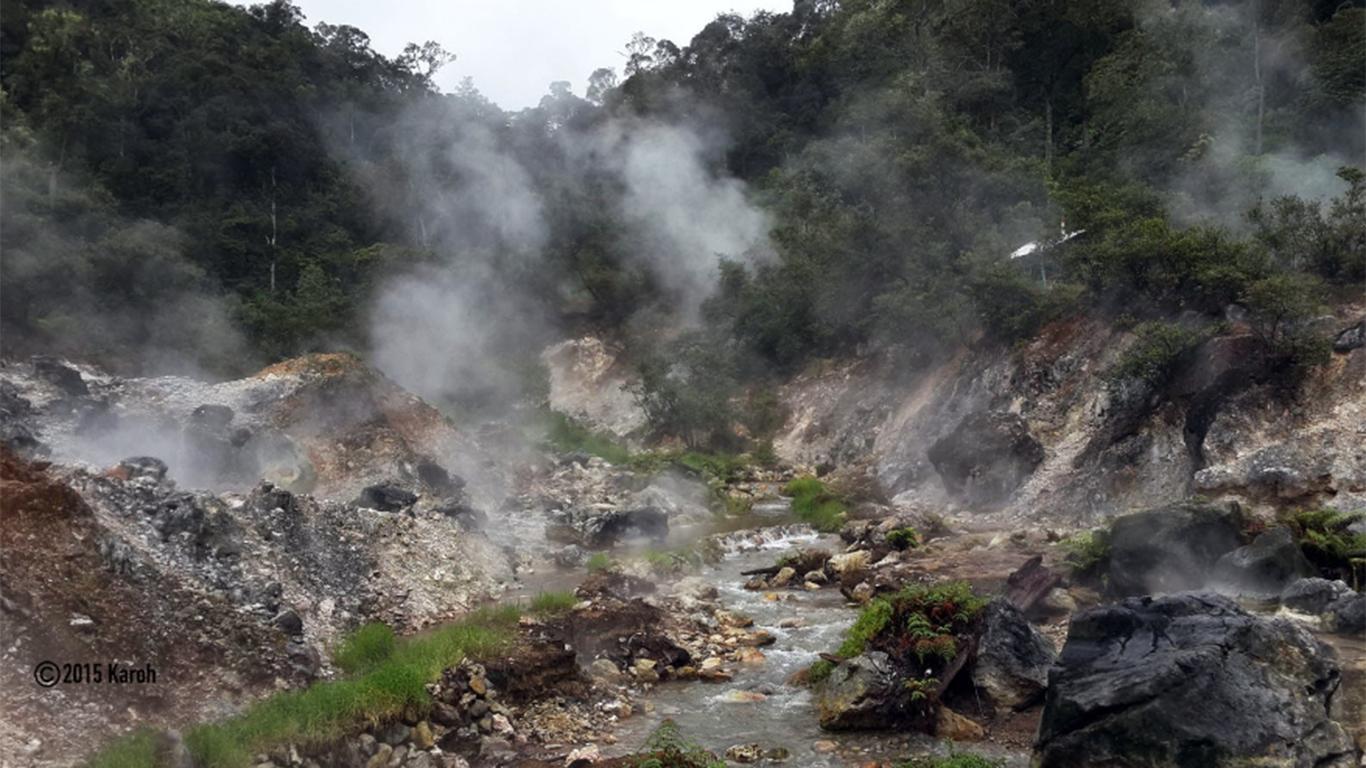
[375, 722, 410, 746]
[565, 744, 600, 766]
[935, 706, 985, 741]
[804, 570, 828, 585]
[724, 744, 763, 763]
[771, 567, 797, 588]
[412, 721, 435, 750]
[720, 690, 767, 703]
[828, 550, 871, 575]
[588, 658, 622, 684]
[850, 582, 876, 604]
[813, 740, 838, 754]
[467, 675, 488, 696]
[365, 744, 392, 768]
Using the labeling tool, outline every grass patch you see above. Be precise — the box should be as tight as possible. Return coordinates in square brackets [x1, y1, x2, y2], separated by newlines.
[529, 590, 578, 617]
[586, 552, 616, 573]
[90, 607, 521, 768]
[783, 476, 847, 533]
[87, 729, 158, 768]
[331, 622, 396, 675]
[544, 411, 632, 464]
[838, 597, 894, 658]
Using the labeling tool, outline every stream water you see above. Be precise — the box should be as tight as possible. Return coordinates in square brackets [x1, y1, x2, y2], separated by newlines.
[604, 529, 1026, 766]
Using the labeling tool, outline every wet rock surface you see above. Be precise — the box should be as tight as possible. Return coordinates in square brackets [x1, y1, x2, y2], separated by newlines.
[927, 411, 1043, 506]
[1037, 592, 1355, 768]
[972, 598, 1055, 710]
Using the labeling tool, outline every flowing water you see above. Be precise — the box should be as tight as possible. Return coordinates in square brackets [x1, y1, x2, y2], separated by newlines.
[604, 529, 1022, 766]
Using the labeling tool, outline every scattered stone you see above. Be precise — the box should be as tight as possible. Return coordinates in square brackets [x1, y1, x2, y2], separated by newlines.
[588, 658, 622, 685]
[812, 740, 838, 754]
[828, 550, 871, 575]
[725, 744, 764, 763]
[1328, 592, 1365, 635]
[934, 706, 985, 741]
[972, 598, 1055, 710]
[411, 721, 435, 750]
[771, 567, 797, 587]
[1333, 319, 1364, 352]
[565, 744, 600, 766]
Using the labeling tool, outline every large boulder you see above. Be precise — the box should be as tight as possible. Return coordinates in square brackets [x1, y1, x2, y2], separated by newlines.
[1036, 593, 1355, 768]
[815, 652, 907, 730]
[1328, 592, 1365, 635]
[1280, 578, 1355, 615]
[972, 598, 1056, 710]
[927, 411, 1043, 505]
[1106, 502, 1246, 597]
[1211, 526, 1315, 598]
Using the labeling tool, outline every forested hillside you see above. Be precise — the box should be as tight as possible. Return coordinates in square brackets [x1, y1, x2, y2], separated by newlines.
[2, 0, 1362, 430]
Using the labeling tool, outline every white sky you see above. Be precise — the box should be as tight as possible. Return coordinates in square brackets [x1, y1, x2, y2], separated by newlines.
[234, 0, 788, 109]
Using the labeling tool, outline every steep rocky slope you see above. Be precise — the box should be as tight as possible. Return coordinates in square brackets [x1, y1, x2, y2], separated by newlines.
[773, 309, 1365, 524]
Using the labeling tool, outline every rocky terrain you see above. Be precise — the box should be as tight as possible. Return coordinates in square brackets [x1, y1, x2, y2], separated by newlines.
[2, 316, 1364, 768]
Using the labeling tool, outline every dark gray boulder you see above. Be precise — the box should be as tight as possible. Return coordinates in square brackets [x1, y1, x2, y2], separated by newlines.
[1328, 592, 1365, 635]
[972, 598, 1056, 710]
[1106, 502, 1246, 597]
[815, 652, 907, 730]
[32, 357, 88, 396]
[1211, 526, 1315, 597]
[354, 482, 418, 512]
[1036, 593, 1355, 768]
[927, 411, 1043, 506]
[1333, 319, 1364, 352]
[1280, 578, 1354, 615]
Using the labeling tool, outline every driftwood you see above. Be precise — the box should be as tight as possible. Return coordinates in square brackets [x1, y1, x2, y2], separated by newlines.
[739, 565, 782, 577]
[1005, 555, 1062, 615]
[934, 635, 978, 699]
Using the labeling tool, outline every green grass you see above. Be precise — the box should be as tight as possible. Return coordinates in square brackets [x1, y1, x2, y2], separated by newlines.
[544, 411, 633, 464]
[87, 729, 158, 768]
[837, 597, 894, 657]
[89, 607, 521, 768]
[529, 590, 578, 616]
[783, 476, 847, 532]
[331, 622, 396, 674]
[586, 552, 615, 573]
[631, 720, 727, 768]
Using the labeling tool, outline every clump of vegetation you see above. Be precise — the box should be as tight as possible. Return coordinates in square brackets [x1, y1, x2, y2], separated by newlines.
[529, 590, 578, 617]
[331, 622, 397, 674]
[1111, 321, 1202, 387]
[93, 607, 521, 768]
[631, 720, 727, 768]
[783, 476, 847, 532]
[814, 581, 987, 715]
[886, 526, 921, 550]
[1060, 528, 1112, 584]
[897, 753, 1004, 768]
[1282, 508, 1366, 588]
[544, 412, 632, 464]
[585, 552, 616, 573]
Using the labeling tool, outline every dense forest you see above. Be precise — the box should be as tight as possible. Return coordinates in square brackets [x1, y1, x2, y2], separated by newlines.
[1, 0, 1363, 440]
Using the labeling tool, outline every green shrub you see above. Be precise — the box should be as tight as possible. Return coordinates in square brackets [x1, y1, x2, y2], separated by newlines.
[632, 720, 727, 768]
[529, 591, 578, 617]
[1111, 321, 1201, 387]
[1061, 528, 1112, 582]
[87, 730, 158, 768]
[808, 659, 835, 683]
[1283, 509, 1366, 587]
[331, 623, 396, 674]
[783, 476, 848, 532]
[886, 527, 921, 550]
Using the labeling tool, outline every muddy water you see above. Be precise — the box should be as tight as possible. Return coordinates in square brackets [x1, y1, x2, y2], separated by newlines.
[606, 530, 1025, 766]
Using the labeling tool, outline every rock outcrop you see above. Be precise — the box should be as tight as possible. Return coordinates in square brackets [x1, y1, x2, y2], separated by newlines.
[1036, 593, 1356, 768]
